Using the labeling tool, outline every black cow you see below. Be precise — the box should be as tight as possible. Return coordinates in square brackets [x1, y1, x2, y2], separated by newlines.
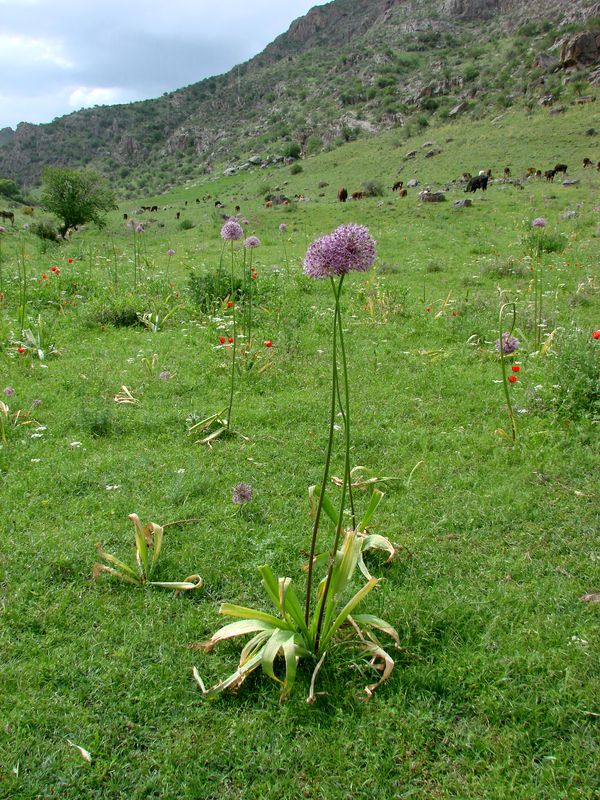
[465, 175, 488, 193]
[544, 169, 555, 182]
[554, 163, 568, 174]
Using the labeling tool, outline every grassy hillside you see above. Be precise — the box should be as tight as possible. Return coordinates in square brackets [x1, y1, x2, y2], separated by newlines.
[0, 104, 599, 799]
[0, 0, 599, 196]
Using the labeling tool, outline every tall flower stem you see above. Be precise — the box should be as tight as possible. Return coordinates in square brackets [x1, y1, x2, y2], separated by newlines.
[534, 256, 543, 350]
[247, 251, 254, 346]
[0, 236, 4, 297]
[499, 302, 517, 443]
[18, 244, 27, 332]
[314, 277, 352, 652]
[304, 277, 342, 626]
[226, 241, 237, 431]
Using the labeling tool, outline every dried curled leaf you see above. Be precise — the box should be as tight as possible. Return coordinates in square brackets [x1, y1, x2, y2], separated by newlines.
[114, 386, 139, 404]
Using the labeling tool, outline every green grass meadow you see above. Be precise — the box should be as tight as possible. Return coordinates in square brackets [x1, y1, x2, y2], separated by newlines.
[1, 106, 599, 798]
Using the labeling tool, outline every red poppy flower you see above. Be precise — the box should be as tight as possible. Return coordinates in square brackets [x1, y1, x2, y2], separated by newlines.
[227, 301, 233, 308]
[507, 375, 517, 383]
[17, 346, 26, 354]
[68, 258, 73, 263]
[264, 340, 273, 348]
[228, 337, 234, 343]
[425, 306, 431, 313]
[593, 330, 600, 340]
[511, 365, 521, 373]
[219, 336, 226, 344]
[42, 273, 48, 280]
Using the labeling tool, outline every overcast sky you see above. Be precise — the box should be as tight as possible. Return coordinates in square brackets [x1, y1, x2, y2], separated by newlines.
[0, 0, 327, 130]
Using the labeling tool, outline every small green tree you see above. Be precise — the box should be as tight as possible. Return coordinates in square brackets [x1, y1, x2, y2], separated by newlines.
[41, 167, 117, 237]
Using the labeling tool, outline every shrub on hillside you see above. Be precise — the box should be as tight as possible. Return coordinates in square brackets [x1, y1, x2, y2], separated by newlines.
[188, 269, 244, 311]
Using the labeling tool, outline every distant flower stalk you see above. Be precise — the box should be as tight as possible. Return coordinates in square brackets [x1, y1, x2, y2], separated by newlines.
[497, 303, 519, 443]
[243, 236, 261, 343]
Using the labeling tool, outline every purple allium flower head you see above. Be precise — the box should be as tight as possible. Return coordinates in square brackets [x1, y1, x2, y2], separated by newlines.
[279, 223, 287, 233]
[303, 223, 376, 279]
[166, 248, 175, 256]
[241, 218, 249, 225]
[532, 217, 546, 228]
[220, 219, 243, 241]
[22, 223, 29, 230]
[3, 386, 15, 397]
[232, 482, 253, 505]
[244, 235, 261, 249]
[135, 224, 144, 233]
[159, 370, 172, 380]
[496, 333, 520, 354]
[127, 219, 134, 229]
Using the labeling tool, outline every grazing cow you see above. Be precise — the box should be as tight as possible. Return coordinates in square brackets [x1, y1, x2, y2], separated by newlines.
[235, 205, 240, 213]
[462, 172, 472, 182]
[392, 180, 404, 192]
[184, 200, 188, 206]
[123, 213, 128, 220]
[265, 200, 273, 208]
[583, 158, 593, 168]
[150, 205, 158, 212]
[175, 211, 180, 220]
[0, 210, 14, 224]
[503, 167, 511, 178]
[465, 175, 488, 193]
[337, 187, 348, 202]
[554, 163, 568, 174]
[196, 198, 200, 203]
[544, 169, 555, 182]
[597, 161, 600, 171]
[214, 200, 224, 208]
[527, 167, 536, 176]
[351, 191, 364, 200]
[398, 188, 407, 197]
[536, 170, 542, 178]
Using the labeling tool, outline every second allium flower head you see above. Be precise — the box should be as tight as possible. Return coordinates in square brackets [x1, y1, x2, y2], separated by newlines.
[303, 224, 376, 279]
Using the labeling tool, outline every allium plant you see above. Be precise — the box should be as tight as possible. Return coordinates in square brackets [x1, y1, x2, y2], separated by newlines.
[243, 236, 260, 345]
[195, 224, 400, 702]
[93, 513, 203, 591]
[0, 225, 5, 298]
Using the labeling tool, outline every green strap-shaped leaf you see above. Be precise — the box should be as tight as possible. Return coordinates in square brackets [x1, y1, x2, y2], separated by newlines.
[219, 603, 289, 630]
[358, 488, 384, 533]
[240, 630, 272, 666]
[308, 484, 339, 526]
[199, 650, 265, 698]
[320, 578, 379, 651]
[95, 545, 138, 580]
[280, 635, 299, 701]
[208, 619, 276, 647]
[261, 628, 291, 683]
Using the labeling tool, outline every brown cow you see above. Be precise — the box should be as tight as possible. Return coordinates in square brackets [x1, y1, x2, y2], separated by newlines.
[503, 167, 511, 178]
[265, 200, 273, 208]
[392, 181, 404, 192]
[176, 211, 181, 219]
[0, 210, 14, 224]
[337, 187, 348, 202]
[544, 169, 555, 182]
[351, 191, 364, 200]
[583, 158, 593, 168]
[398, 188, 407, 197]
[527, 167, 536, 176]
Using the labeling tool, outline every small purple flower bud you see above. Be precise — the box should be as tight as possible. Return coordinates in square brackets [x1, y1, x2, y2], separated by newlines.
[135, 224, 144, 233]
[166, 248, 175, 256]
[3, 386, 15, 397]
[159, 370, 171, 380]
[279, 223, 287, 233]
[532, 218, 546, 228]
[244, 235, 261, 249]
[232, 483, 253, 505]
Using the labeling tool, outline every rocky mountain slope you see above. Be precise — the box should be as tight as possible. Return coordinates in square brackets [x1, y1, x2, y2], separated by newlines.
[1, 0, 599, 195]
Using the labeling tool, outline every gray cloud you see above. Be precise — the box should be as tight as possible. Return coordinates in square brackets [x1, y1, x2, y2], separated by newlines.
[0, 0, 325, 129]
